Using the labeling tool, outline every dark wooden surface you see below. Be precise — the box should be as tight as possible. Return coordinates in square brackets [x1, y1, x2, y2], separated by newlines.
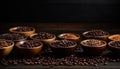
[0, 22, 120, 69]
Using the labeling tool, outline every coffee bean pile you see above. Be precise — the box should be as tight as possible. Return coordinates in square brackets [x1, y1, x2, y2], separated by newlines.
[19, 40, 42, 48]
[50, 40, 76, 48]
[0, 33, 26, 40]
[110, 41, 120, 47]
[13, 26, 33, 32]
[32, 32, 54, 39]
[82, 39, 105, 47]
[1, 49, 120, 66]
[84, 30, 109, 36]
[0, 40, 12, 48]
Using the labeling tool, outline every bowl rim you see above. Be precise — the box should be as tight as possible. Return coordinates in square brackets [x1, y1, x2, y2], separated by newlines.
[0, 40, 14, 49]
[80, 39, 107, 47]
[15, 40, 43, 49]
[108, 40, 120, 49]
[0, 33, 27, 41]
[82, 30, 110, 38]
[58, 33, 80, 40]
[108, 34, 120, 41]
[9, 26, 35, 33]
[50, 40, 77, 48]
[30, 32, 56, 40]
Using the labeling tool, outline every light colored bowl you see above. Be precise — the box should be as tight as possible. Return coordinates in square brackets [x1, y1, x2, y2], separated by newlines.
[58, 33, 80, 42]
[9, 26, 35, 37]
[108, 34, 120, 41]
[0, 40, 14, 58]
[15, 40, 43, 57]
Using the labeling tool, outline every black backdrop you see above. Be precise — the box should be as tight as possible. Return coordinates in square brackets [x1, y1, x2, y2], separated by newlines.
[1, 0, 120, 22]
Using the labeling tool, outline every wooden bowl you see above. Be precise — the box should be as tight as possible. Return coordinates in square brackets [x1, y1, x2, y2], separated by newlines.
[15, 40, 43, 57]
[80, 39, 106, 55]
[50, 40, 77, 56]
[30, 32, 56, 45]
[108, 34, 120, 41]
[0, 40, 14, 58]
[82, 29, 110, 40]
[9, 26, 35, 37]
[108, 41, 120, 55]
[58, 33, 80, 42]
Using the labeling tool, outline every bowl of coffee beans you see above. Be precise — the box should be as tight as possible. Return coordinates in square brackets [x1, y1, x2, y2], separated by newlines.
[0, 40, 14, 58]
[9, 26, 35, 37]
[15, 40, 43, 57]
[80, 39, 106, 55]
[0, 33, 27, 42]
[108, 34, 120, 41]
[82, 29, 109, 40]
[30, 32, 56, 45]
[50, 40, 77, 56]
[58, 33, 80, 42]
[108, 41, 120, 55]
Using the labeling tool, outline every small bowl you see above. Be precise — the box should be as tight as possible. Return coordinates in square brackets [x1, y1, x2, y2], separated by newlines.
[30, 32, 56, 45]
[82, 29, 110, 40]
[80, 39, 106, 55]
[108, 34, 120, 41]
[108, 41, 120, 55]
[58, 33, 80, 42]
[15, 40, 43, 57]
[0, 33, 27, 43]
[0, 40, 14, 58]
[9, 26, 35, 37]
[50, 40, 77, 56]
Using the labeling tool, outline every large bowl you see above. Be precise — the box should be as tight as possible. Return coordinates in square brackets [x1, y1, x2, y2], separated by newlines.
[15, 40, 43, 57]
[80, 39, 106, 55]
[9, 26, 35, 37]
[0, 40, 14, 58]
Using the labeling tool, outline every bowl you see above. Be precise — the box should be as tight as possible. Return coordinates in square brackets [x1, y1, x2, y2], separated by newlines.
[80, 39, 106, 55]
[82, 29, 110, 40]
[0, 33, 27, 43]
[50, 40, 77, 56]
[108, 34, 120, 41]
[0, 40, 14, 58]
[15, 40, 43, 57]
[9, 26, 35, 37]
[58, 33, 80, 42]
[108, 41, 120, 55]
[30, 32, 56, 45]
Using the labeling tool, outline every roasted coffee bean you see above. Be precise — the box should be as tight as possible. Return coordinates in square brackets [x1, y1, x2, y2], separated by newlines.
[0, 33, 26, 40]
[110, 41, 120, 47]
[32, 32, 54, 39]
[20, 40, 42, 48]
[84, 30, 109, 36]
[82, 39, 105, 47]
[51, 40, 76, 48]
[13, 26, 33, 32]
[0, 40, 13, 48]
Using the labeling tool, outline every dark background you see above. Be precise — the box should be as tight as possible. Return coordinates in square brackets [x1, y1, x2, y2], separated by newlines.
[1, 0, 120, 22]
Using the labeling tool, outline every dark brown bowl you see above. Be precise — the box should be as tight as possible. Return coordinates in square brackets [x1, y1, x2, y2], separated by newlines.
[108, 34, 120, 41]
[80, 39, 106, 55]
[58, 33, 80, 42]
[82, 29, 110, 40]
[0, 40, 14, 58]
[30, 32, 56, 45]
[15, 40, 43, 57]
[0, 33, 27, 43]
[108, 41, 120, 55]
[50, 40, 77, 56]
[9, 26, 35, 37]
